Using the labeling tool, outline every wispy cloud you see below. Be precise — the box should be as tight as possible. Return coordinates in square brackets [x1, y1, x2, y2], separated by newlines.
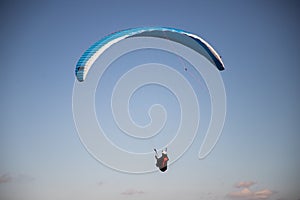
[235, 181, 256, 188]
[227, 188, 274, 199]
[97, 181, 104, 186]
[227, 181, 274, 200]
[0, 173, 34, 184]
[228, 188, 253, 198]
[254, 189, 273, 199]
[15, 174, 34, 183]
[0, 173, 12, 184]
[121, 189, 145, 195]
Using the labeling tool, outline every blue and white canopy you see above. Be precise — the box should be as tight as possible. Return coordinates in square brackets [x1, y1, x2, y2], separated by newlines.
[75, 27, 224, 82]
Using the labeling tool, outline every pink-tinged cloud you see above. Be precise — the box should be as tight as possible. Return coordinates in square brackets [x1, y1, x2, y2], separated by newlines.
[227, 188, 274, 200]
[254, 189, 273, 199]
[0, 173, 12, 184]
[235, 181, 256, 188]
[121, 189, 145, 195]
[228, 188, 253, 198]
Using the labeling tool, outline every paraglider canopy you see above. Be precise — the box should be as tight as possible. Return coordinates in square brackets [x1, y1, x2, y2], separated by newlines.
[75, 27, 224, 82]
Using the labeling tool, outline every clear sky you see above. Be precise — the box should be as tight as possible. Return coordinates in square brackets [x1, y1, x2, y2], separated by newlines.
[0, 1, 299, 200]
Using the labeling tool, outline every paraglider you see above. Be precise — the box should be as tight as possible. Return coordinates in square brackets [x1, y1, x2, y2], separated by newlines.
[75, 27, 224, 82]
[73, 27, 226, 173]
[154, 148, 169, 172]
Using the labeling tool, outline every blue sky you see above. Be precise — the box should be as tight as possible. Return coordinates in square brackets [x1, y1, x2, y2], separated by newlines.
[0, 0, 300, 200]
